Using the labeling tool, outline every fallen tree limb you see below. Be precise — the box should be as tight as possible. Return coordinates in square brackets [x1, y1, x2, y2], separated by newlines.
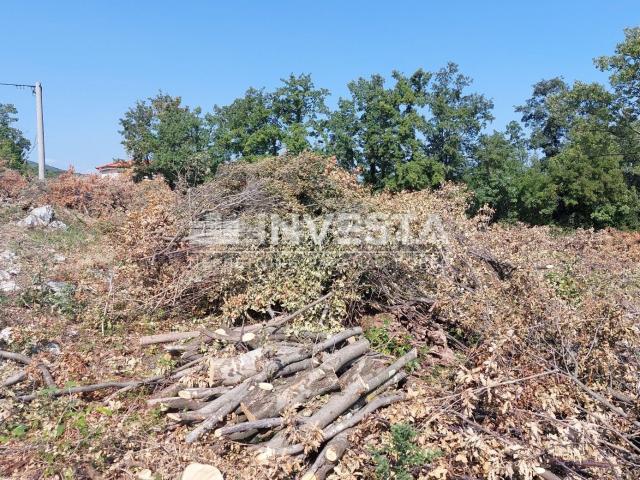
[563, 372, 640, 430]
[18, 357, 204, 402]
[146, 396, 203, 410]
[265, 349, 416, 450]
[0, 350, 55, 389]
[214, 417, 303, 437]
[241, 340, 370, 421]
[178, 386, 231, 400]
[1, 370, 27, 387]
[0, 350, 32, 364]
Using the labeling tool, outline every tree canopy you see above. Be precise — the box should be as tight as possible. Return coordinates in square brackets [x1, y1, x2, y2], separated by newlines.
[0, 103, 31, 172]
[114, 28, 640, 230]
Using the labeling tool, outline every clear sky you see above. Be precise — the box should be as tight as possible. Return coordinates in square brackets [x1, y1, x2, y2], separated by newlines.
[2, 1, 638, 173]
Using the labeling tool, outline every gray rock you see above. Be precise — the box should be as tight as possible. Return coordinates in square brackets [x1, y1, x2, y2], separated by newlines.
[0, 327, 13, 344]
[18, 205, 56, 228]
[0, 251, 16, 262]
[0, 280, 17, 293]
[48, 220, 68, 230]
[181, 463, 223, 480]
[32, 340, 62, 355]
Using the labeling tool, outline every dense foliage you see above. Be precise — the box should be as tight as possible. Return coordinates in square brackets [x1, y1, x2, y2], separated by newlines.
[0, 103, 31, 172]
[115, 28, 640, 229]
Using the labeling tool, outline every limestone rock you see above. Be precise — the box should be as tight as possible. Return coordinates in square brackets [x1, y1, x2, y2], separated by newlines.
[18, 205, 55, 227]
[181, 463, 223, 480]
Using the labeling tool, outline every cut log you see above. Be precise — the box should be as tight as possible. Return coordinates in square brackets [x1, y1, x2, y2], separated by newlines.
[241, 340, 370, 421]
[178, 386, 231, 400]
[302, 349, 415, 431]
[265, 349, 416, 450]
[257, 393, 405, 461]
[337, 355, 387, 390]
[301, 428, 352, 480]
[139, 331, 201, 346]
[207, 344, 303, 387]
[147, 396, 203, 410]
[214, 417, 303, 437]
[182, 328, 363, 443]
[366, 371, 407, 401]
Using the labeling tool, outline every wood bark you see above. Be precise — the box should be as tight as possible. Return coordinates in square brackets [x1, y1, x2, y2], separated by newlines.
[265, 349, 415, 450]
[301, 428, 352, 480]
[257, 392, 406, 461]
[213, 417, 303, 437]
[182, 328, 362, 443]
[241, 340, 370, 421]
[178, 386, 230, 400]
[146, 396, 203, 410]
[139, 331, 201, 346]
[1, 370, 26, 387]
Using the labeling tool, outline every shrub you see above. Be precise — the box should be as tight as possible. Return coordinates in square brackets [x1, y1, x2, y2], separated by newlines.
[372, 423, 440, 480]
[45, 170, 137, 216]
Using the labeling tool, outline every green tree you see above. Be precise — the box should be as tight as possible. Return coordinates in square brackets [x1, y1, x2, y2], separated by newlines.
[517, 79, 615, 160]
[516, 78, 570, 158]
[385, 156, 445, 192]
[119, 94, 214, 187]
[464, 125, 528, 220]
[597, 27, 640, 119]
[272, 73, 329, 153]
[516, 160, 558, 225]
[548, 122, 639, 228]
[208, 87, 280, 162]
[424, 63, 494, 180]
[327, 69, 431, 187]
[596, 27, 640, 188]
[0, 103, 31, 172]
[208, 74, 330, 161]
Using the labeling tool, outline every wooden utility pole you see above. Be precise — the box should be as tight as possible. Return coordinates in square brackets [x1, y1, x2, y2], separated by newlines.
[35, 82, 46, 181]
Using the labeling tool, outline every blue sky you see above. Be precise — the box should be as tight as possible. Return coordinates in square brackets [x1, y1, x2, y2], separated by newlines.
[2, 1, 638, 173]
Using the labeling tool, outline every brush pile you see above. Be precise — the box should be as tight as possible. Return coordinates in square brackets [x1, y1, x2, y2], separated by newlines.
[1, 153, 639, 479]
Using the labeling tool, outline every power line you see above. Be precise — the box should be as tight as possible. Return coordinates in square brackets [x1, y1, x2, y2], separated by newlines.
[0, 82, 36, 96]
[0, 82, 36, 88]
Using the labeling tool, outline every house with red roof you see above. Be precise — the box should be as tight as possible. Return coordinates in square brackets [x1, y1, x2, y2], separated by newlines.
[95, 160, 133, 177]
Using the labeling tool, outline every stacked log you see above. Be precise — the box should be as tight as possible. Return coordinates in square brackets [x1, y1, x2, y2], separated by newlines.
[140, 309, 414, 478]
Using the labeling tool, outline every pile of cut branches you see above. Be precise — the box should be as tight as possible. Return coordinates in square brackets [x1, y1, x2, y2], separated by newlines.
[138, 296, 416, 480]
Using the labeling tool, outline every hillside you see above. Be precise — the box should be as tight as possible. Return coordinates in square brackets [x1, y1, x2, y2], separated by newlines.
[0, 154, 639, 480]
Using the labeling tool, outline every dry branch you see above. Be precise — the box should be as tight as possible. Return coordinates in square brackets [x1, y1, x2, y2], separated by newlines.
[1, 370, 27, 387]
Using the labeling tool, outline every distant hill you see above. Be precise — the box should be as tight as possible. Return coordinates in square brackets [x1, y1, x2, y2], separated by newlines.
[25, 160, 66, 176]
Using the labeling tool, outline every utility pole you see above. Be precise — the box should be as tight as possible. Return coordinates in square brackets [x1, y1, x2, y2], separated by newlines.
[0, 81, 46, 180]
[35, 82, 46, 181]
